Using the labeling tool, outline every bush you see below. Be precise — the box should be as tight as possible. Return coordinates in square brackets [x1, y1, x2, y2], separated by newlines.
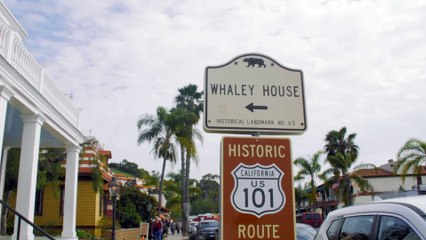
[77, 229, 94, 239]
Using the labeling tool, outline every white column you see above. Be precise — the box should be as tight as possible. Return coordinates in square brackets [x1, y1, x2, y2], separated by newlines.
[13, 114, 44, 240]
[0, 86, 12, 165]
[61, 145, 81, 240]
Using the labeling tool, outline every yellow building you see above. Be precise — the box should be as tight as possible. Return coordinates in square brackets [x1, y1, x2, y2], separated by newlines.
[8, 143, 115, 237]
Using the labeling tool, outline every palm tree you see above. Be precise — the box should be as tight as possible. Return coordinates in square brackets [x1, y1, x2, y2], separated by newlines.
[294, 184, 309, 212]
[174, 84, 203, 235]
[137, 106, 179, 216]
[394, 138, 426, 193]
[322, 152, 374, 206]
[325, 126, 359, 158]
[323, 127, 373, 206]
[293, 151, 323, 211]
[175, 84, 203, 116]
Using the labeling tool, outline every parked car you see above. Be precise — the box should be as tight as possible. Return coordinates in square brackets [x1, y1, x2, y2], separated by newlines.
[189, 221, 198, 235]
[297, 212, 324, 228]
[314, 195, 426, 240]
[190, 219, 219, 240]
[296, 223, 318, 240]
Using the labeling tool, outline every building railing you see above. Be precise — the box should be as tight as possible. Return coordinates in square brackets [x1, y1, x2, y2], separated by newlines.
[0, 199, 55, 239]
[2, 22, 80, 127]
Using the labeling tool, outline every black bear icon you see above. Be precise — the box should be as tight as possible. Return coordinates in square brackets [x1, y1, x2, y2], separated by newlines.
[243, 58, 266, 68]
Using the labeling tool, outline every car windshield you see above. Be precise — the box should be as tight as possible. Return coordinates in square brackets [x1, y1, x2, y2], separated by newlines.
[200, 221, 218, 228]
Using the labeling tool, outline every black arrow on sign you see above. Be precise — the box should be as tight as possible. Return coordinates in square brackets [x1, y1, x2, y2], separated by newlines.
[245, 102, 268, 112]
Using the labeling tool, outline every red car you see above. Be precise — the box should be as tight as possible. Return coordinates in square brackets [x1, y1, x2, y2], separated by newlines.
[296, 212, 323, 228]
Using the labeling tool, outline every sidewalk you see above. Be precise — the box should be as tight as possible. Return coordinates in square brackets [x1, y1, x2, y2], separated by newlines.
[163, 232, 188, 240]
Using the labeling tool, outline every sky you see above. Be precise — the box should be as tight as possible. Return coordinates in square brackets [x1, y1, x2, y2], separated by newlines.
[4, 0, 426, 182]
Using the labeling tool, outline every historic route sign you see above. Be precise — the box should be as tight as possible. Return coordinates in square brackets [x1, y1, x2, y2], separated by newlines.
[204, 53, 306, 134]
[221, 136, 295, 240]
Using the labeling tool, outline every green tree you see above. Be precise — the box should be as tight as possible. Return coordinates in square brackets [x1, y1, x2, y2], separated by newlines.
[1, 147, 65, 234]
[325, 126, 359, 158]
[294, 184, 309, 211]
[174, 84, 203, 235]
[323, 127, 374, 206]
[164, 172, 183, 217]
[137, 106, 179, 216]
[293, 151, 323, 210]
[1, 148, 20, 234]
[143, 170, 160, 187]
[185, 174, 220, 215]
[80, 138, 106, 193]
[322, 153, 374, 206]
[190, 198, 217, 215]
[394, 138, 426, 193]
[119, 186, 155, 227]
[109, 159, 141, 177]
[198, 174, 220, 205]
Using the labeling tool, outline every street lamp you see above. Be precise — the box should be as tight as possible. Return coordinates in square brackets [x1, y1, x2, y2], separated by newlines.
[109, 176, 120, 240]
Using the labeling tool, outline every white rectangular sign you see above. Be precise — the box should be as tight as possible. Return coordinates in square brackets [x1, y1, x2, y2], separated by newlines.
[204, 53, 306, 134]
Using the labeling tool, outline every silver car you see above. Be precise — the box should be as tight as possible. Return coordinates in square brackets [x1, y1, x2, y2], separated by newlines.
[315, 195, 426, 240]
[297, 223, 317, 240]
[189, 221, 198, 235]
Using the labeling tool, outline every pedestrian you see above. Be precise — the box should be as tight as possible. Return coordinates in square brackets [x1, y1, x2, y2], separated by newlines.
[153, 217, 163, 240]
[170, 219, 175, 235]
[149, 218, 154, 240]
[176, 222, 180, 234]
[162, 218, 168, 237]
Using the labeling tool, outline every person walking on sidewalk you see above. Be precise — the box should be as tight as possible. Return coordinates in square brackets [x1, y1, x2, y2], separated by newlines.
[153, 217, 163, 240]
[170, 219, 176, 235]
[175, 222, 180, 234]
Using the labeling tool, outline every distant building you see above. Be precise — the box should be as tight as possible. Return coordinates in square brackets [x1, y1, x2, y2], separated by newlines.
[299, 159, 426, 216]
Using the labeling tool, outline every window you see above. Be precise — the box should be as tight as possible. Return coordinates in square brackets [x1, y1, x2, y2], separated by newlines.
[378, 216, 421, 240]
[99, 193, 106, 216]
[340, 215, 374, 239]
[34, 189, 43, 215]
[327, 218, 343, 240]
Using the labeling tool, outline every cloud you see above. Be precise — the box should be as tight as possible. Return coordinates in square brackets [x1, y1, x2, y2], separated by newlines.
[5, 0, 426, 180]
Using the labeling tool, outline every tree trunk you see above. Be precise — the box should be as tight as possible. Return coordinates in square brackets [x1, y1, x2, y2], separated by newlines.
[180, 145, 188, 236]
[182, 152, 191, 236]
[311, 180, 317, 211]
[346, 176, 352, 206]
[158, 158, 167, 217]
[417, 175, 422, 194]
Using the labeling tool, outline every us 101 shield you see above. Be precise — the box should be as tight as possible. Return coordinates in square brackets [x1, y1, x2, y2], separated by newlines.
[231, 163, 285, 218]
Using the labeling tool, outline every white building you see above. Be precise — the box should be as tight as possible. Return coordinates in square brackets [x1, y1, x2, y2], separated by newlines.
[0, 2, 85, 239]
